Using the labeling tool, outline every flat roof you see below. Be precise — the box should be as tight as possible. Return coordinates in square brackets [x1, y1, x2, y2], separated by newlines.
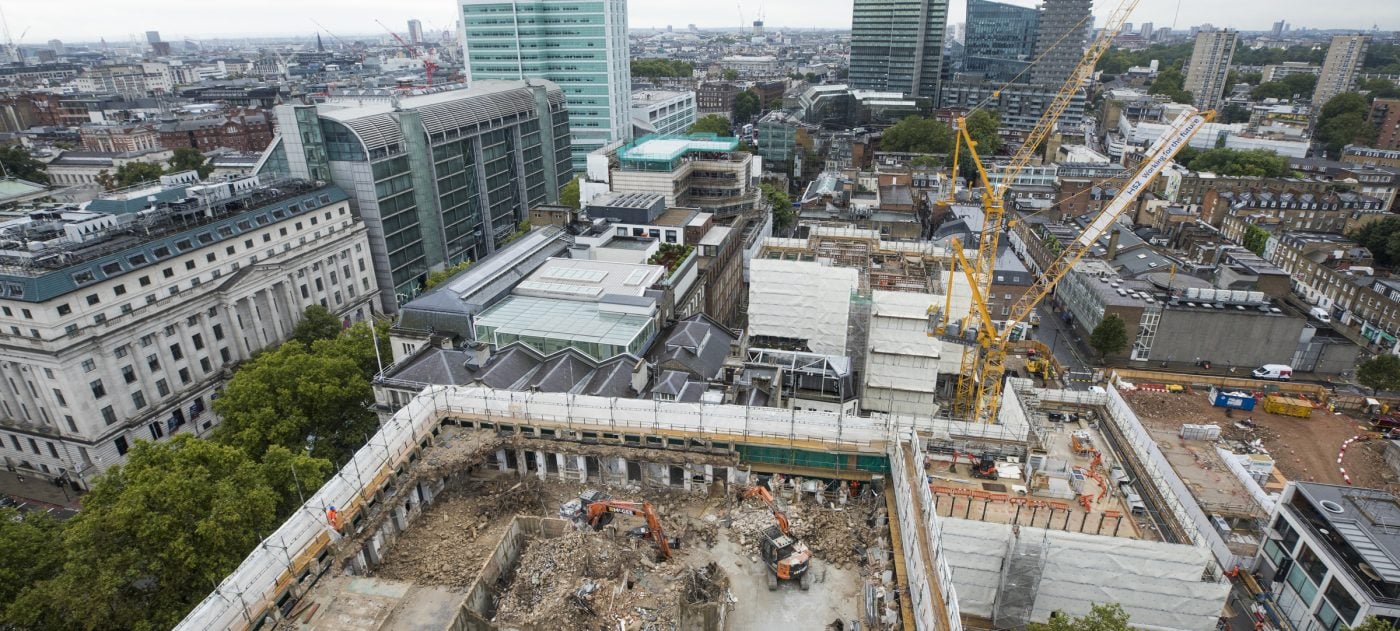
[1294, 482, 1400, 582]
[475, 295, 653, 351]
[519, 258, 665, 301]
[618, 134, 739, 162]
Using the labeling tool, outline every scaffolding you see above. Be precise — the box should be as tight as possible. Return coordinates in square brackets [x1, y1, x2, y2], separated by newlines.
[993, 528, 1050, 631]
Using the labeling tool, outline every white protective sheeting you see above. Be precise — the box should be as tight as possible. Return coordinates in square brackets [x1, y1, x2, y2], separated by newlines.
[941, 518, 1231, 631]
[866, 291, 943, 392]
[748, 258, 857, 356]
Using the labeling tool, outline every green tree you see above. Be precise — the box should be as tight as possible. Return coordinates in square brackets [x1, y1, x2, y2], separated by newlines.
[760, 183, 795, 231]
[881, 115, 953, 154]
[1149, 67, 1194, 104]
[1028, 603, 1132, 631]
[5, 435, 327, 631]
[558, 175, 581, 209]
[1361, 78, 1400, 100]
[1352, 615, 1398, 631]
[1350, 217, 1400, 267]
[631, 58, 694, 79]
[1281, 72, 1318, 98]
[1242, 224, 1271, 256]
[1220, 104, 1252, 124]
[733, 89, 761, 122]
[1089, 314, 1129, 360]
[1359, 354, 1400, 394]
[690, 114, 732, 135]
[167, 146, 213, 178]
[1185, 148, 1291, 177]
[213, 340, 378, 463]
[964, 109, 1003, 155]
[291, 304, 343, 347]
[425, 259, 474, 290]
[721, 68, 739, 81]
[0, 509, 64, 609]
[0, 145, 49, 184]
[1317, 92, 1379, 157]
[804, 72, 819, 82]
[1250, 81, 1292, 100]
[109, 161, 165, 189]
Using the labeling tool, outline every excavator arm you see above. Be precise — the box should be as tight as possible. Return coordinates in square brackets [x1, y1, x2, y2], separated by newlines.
[585, 500, 673, 559]
[739, 485, 794, 537]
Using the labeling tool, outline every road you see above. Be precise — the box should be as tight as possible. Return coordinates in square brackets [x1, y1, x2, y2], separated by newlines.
[1029, 302, 1094, 389]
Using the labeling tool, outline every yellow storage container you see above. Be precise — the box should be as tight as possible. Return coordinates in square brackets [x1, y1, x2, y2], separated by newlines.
[1263, 394, 1314, 418]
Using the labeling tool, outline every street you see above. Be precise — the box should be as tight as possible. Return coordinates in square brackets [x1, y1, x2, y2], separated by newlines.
[1029, 301, 1095, 389]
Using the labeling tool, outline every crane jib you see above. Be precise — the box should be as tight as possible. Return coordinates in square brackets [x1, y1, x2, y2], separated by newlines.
[1074, 114, 1205, 249]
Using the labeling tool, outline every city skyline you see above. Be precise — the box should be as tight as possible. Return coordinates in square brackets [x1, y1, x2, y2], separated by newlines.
[17, 0, 1400, 42]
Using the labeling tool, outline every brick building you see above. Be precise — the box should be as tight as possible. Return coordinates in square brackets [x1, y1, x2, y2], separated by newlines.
[697, 82, 739, 117]
[79, 123, 161, 152]
[1370, 98, 1400, 151]
[155, 110, 273, 152]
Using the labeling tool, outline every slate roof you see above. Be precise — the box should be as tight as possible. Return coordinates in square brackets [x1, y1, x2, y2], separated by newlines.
[649, 313, 737, 380]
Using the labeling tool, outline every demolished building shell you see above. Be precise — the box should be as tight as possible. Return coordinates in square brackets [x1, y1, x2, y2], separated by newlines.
[177, 384, 1232, 631]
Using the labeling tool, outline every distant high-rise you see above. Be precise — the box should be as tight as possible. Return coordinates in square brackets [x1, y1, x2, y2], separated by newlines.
[145, 30, 161, 44]
[1029, 0, 1092, 87]
[1184, 29, 1237, 111]
[1314, 34, 1371, 110]
[849, 0, 951, 99]
[1271, 20, 1286, 37]
[963, 0, 1040, 83]
[47, 39, 64, 56]
[753, 20, 764, 36]
[407, 19, 424, 45]
[1139, 22, 1153, 39]
[460, 0, 632, 172]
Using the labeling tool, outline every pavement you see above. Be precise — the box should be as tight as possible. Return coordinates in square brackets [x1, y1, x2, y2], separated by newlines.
[1029, 302, 1096, 390]
[0, 470, 83, 512]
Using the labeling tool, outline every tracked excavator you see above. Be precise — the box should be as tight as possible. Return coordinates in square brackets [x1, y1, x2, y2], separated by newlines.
[560, 489, 673, 560]
[737, 484, 815, 591]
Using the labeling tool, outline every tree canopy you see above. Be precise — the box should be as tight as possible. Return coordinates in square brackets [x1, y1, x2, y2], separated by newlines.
[1089, 314, 1129, 359]
[168, 147, 213, 178]
[1365, 43, 1400, 74]
[1184, 148, 1291, 177]
[1353, 616, 1399, 631]
[558, 175, 581, 209]
[1028, 604, 1133, 631]
[1148, 67, 1194, 105]
[720, 68, 739, 81]
[1361, 78, 1400, 100]
[881, 115, 953, 154]
[98, 161, 165, 190]
[1359, 354, 1400, 394]
[291, 304, 344, 347]
[1350, 217, 1400, 267]
[760, 183, 795, 231]
[690, 114, 732, 135]
[1317, 92, 1379, 158]
[1096, 43, 1194, 75]
[4, 436, 329, 631]
[1242, 224, 1271, 256]
[1250, 73, 1317, 101]
[733, 90, 761, 123]
[425, 259, 474, 290]
[630, 58, 693, 79]
[0, 145, 49, 184]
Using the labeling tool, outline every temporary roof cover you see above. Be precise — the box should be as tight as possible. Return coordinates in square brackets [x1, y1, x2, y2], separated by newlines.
[940, 518, 1230, 631]
[748, 258, 857, 357]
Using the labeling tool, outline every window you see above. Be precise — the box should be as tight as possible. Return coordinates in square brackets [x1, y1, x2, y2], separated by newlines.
[114, 346, 128, 359]
[185, 260, 196, 271]
[57, 304, 71, 315]
[206, 253, 217, 263]
[46, 442, 57, 458]
[113, 284, 126, 296]
[212, 324, 224, 340]
[86, 294, 100, 306]
[140, 333, 155, 347]
[1324, 579, 1361, 628]
[163, 267, 174, 278]
[52, 389, 66, 407]
[114, 436, 128, 455]
[131, 391, 146, 410]
[178, 368, 190, 384]
[199, 357, 212, 373]
[65, 416, 77, 433]
[219, 348, 230, 363]
[90, 379, 105, 399]
[121, 365, 136, 384]
[139, 275, 151, 287]
[169, 344, 183, 360]
[81, 359, 95, 372]
[101, 406, 116, 426]
[27, 438, 38, 455]
[156, 379, 169, 397]
[192, 334, 204, 350]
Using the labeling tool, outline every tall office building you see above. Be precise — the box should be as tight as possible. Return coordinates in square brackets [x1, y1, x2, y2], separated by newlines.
[145, 31, 161, 45]
[1271, 20, 1286, 37]
[1314, 34, 1371, 110]
[1184, 30, 1237, 111]
[1139, 22, 1153, 39]
[407, 19, 424, 45]
[460, 0, 631, 173]
[1028, 0, 1092, 87]
[259, 80, 573, 308]
[849, 0, 950, 99]
[963, 0, 1040, 83]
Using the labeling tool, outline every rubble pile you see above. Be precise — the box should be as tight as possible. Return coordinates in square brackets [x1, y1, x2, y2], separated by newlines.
[493, 529, 646, 628]
[681, 561, 730, 605]
[372, 478, 543, 586]
[725, 489, 886, 571]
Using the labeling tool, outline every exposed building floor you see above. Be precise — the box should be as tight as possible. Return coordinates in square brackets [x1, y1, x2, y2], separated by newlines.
[283, 452, 892, 629]
[924, 416, 1158, 541]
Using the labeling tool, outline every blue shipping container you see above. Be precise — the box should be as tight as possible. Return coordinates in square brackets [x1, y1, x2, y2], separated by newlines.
[1209, 387, 1256, 411]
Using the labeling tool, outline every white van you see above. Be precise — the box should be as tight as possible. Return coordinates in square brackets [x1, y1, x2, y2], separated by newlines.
[1252, 364, 1293, 381]
[1309, 307, 1332, 323]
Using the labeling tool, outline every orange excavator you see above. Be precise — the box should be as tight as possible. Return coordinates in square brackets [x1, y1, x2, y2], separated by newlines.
[738, 484, 815, 591]
[560, 490, 672, 560]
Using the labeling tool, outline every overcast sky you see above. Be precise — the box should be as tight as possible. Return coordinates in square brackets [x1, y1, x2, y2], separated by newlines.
[15, 0, 1400, 43]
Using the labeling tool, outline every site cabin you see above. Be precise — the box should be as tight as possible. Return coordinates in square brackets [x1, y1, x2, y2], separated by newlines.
[1251, 364, 1293, 381]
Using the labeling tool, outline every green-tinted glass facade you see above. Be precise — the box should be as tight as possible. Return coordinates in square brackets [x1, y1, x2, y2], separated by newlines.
[461, 0, 632, 172]
[849, 0, 950, 99]
[963, 0, 1040, 83]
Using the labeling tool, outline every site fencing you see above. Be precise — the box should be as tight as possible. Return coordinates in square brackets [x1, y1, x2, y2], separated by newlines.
[891, 431, 963, 631]
[1103, 384, 1254, 573]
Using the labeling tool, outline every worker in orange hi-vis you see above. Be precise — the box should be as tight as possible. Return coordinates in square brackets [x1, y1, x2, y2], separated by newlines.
[326, 505, 340, 530]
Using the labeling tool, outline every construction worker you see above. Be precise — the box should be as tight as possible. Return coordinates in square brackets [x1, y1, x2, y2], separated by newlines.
[326, 505, 340, 530]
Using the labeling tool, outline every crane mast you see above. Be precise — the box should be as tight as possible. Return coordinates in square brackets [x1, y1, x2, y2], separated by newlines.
[949, 0, 1144, 417]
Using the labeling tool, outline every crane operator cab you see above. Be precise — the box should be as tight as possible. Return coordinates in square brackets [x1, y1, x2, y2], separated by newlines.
[759, 524, 814, 591]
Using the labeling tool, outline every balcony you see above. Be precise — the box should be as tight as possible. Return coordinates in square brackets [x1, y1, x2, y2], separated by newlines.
[1283, 502, 1400, 607]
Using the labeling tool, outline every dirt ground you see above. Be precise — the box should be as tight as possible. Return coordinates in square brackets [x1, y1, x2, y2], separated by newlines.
[1122, 389, 1396, 490]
